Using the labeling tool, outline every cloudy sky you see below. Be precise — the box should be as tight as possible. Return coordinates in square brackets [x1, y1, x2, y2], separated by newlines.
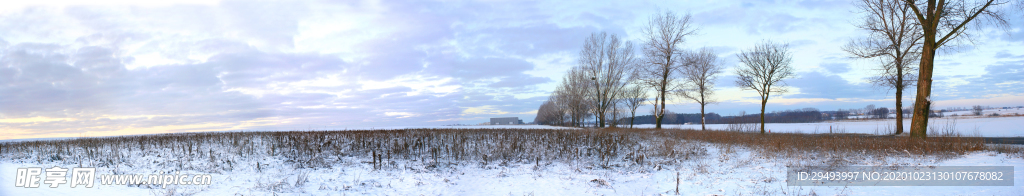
[1, 0, 1021, 139]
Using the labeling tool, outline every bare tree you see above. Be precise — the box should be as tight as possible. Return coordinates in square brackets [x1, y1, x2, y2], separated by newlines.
[972, 105, 984, 116]
[550, 91, 570, 126]
[900, 0, 1013, 139]
[534, 96, 566, 126]
[677, 47, 725, 131]
[556, 67, 592, 127]
[844, 0, 923, 135]
[534, 100, 551, 125]
[873, 107, 891, 119]
[608, 102, 627, 128]
[735, 40, 796, 134]
[639, 11, 699, 129]
[580, 32, 638, 128]
[552, 93, 569, 126]
[835, 109, 850, 120]
[621, 84, 648, 128]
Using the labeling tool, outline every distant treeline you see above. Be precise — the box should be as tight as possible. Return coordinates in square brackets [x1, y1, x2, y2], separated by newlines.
[623, 113, 723, 125]
[613, 106, 957, 125]
[621, 109, 827, 124]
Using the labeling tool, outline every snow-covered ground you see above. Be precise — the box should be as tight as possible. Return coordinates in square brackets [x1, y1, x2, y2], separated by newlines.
[3, 141, 1023, 195]
[632, 116, 1024, 137]
[1, 114, 1021, 195]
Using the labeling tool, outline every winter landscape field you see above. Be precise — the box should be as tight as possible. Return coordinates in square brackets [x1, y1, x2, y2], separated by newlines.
[3, 116, 1024, 195]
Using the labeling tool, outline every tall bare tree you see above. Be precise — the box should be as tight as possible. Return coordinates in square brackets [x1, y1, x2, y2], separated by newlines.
[534, 97, 566, 126]
[735, 40, 796, 134]
[555, 67, 592, 127]
[580, 32, 638, 128]
[639, 11, 699, 129]
[621, 84, 648, 128]
[608, 102, 626, 128]
[550, 88, 570, 126]
[677, 47, 725, 131]
[844, 0, 923, 135]
[900, 0, 1012, 139]
[558, 96, 570, 125]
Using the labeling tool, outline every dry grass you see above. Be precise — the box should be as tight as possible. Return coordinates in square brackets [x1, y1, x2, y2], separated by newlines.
[991, 144, 1024, 159]
[0, 128, 990, 171]
[661, 128, 985, 156]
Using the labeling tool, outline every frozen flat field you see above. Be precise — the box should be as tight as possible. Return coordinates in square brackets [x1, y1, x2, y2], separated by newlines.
[3, 142, 1023, 195]
[631, 116, 1024, 137]
[2, 120, 1021, 195]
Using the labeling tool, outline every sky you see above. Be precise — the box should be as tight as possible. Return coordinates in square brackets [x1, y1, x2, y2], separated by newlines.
[0, 0, 1021, 140]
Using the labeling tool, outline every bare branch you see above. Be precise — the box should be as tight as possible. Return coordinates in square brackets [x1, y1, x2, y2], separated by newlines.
[734, 40, 795, 134]
[638, 11, 698, 129]
[848, 0, 924, 135]
[579, 32, 637, 128]
[621, 84, 648, 128]
[676, 47, 725, 131]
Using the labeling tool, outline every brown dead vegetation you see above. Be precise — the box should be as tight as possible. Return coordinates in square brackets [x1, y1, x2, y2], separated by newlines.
[0, 128, 990, 171]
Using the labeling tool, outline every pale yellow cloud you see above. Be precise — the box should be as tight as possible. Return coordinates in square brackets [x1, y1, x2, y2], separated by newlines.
[0, 117, 77, 123]
[462, 105, 508, 116]
[0, 115, 289, 140]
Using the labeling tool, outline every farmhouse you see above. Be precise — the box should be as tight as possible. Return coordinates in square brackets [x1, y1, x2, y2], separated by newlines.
[490, 117, 524, 125]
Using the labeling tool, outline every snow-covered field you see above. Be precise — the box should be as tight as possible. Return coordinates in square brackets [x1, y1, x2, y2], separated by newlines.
[2, 127, 1023, 196]
[3, 142, 1022, 195]
[633, 116, 1024, 137]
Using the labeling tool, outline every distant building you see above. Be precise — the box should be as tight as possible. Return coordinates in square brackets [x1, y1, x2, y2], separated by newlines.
[490, 117, 524, 125]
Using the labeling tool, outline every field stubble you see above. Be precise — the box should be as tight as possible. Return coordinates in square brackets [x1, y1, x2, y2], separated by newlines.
[0, 128, 996, 172]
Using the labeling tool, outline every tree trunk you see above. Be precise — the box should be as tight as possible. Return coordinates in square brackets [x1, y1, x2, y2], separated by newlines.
[910, 35, 936, 139]
[656, 81, 667, 129]
[654, 105, 662, 129]
[700, 103, 706, 131]
[656, 62, 670, 129]
[895, 81, 904, 135]
[598, 83, 602, 127]
[760, 93, 769, 134]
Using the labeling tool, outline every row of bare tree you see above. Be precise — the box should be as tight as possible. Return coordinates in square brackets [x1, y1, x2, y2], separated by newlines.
[535, 11, 712, 129]
[534, 32, 640, 128]
[539, 0, 1018, 139]
[536, 11, 798, 134]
